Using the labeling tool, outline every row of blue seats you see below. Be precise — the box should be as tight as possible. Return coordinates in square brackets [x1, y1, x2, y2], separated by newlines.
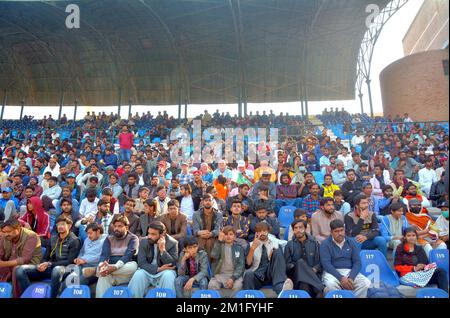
[1, 249, 446, 299]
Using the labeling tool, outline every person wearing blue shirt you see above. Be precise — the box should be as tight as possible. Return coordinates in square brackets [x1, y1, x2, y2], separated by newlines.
[103, 148, 118, 169]
[0, 187, 19, 221]
[319, 148, 331, 176]
[320, 219, 371, 298]
[212, 160, 233, 181]
[380, 202, 409, 253]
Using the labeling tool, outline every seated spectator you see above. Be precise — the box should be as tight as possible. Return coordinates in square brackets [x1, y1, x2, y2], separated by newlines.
[320, 219, 371, 298]
[100, 187, 119, 215]
[78, 199, 113, 243]
[286, 209, 311, 241]
[405, 198, 447, 257]
[0, 219, 42, 297]
[435, 201, 449, 249]
[344, 194, 387, 257]
[123, 173, 140, 201]
[107, 173, 122, 199]
[357, 162, 371, 182]
[52, 198, 81, 235]
[160, 200, 187, 248]
[16, 216, 80, 298]
[297, 172, 315, 197]
[284, 219, 323, 298]
[402, 182, 431, 208]
[253, 160, 277, 183]
[199, 163, 213, 184]
[311, 198, 344, 244]
[208, 226, 245, 295]
[192, 194, 223, 259]
[243, 222, 293, 295]
[429, 172, 447, 207]
[275, 173, 300, 214]
[249, 205, 280, 241]
[175, 236, 209, 298]
[110, 198, 139, 235]
[369, 164, 391, 200]
[418, 158, 437, 198]
[19, 197, 50, 247]
[361, 182, 377, 213]
[213, 175, 229, 201]
[95, 215, 139, 298]
[137, 199, 160, 238]
[252, 185, 276, 217]
[0, 187, 18, 222]
[331, 160, 346, 187]
[128, 221, 178, 298]
[133, 187, 150, 216]
[394, 227, 448, 293]
[179, 184, 195, 222]
[250, 171, 276, 201]
[333, 190, 351, 216]
[223, 199, 250, 248]
[233, 160, 254, 187]
[304, 153, 319, 172]
[212, 160, 233, 181]
[300, 183, 322, 219]
[189, 171, 205, 210]
[226, 183, 253, 217]
[380, 202, 409, 253]
[73, 223, 107, 285]
[54, 185, 80, 216]
[79, 188, 100, 218]
[320, 174, 340, 199]
[154, 185, 170, 216]
[28, 176, 43, 199]
[341, 169, 363, 208]
[177, 162, 194, 185]
[375, 185, 403, 216]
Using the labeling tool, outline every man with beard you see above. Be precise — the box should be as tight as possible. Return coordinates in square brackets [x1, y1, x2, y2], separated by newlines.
[16, 216, 80, 298]
[284, 219, 323, 298]
[249, 205, 280, 241]
[297, 172, 314, 198]
[0, 219, 42, 297]
[189, 170, 205, 211]
[52, 198, 81, 235]
[148, 175, 160, 200]
[128, 221, 178, 298]
[429, 172, 448, 207]
[95, 215, 139, 298]
[320, 219, 371, 298]
[300, 183, 322, 219]
[250, 171, 276, 201]
[226, 183, 253, 217]
[54, 186, 80, 216]
[402, 182, 431, 208]
[78, 199, 113, 242]
[341, 169, 363, 208]
[243, 222, 293, 295]
[275, 173, 300, 215]
[311, 198, 344, 244]
[404, 198, 447, 257]
[192, 194, 223, 259]
[344, 194, 387, 257]
[109, 198, 139, 235]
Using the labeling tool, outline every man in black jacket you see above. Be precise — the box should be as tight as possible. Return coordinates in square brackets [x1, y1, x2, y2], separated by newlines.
[341, 169, 363, 207]
[128, 221, 178, 298]
[16, 215, 81, 298]
[284, 219, 324, 298]
[430, 172, 448, 207]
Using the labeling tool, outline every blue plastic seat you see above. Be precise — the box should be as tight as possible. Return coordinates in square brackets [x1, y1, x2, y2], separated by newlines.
[429, 249, 449, 280]
[21, 283, 52, 298]
[0, 282, 12, 298]
[278, 206, 296, 228]
[325, 290, 355, 298]
[145, 288, 176, 298]
[235, 290, 265, 298]
[60, 285, 91, 298]
[278, 290, 311, 298]
[191, 290, 221, 298]
[360, 249, 400, 287]
[103, 286, 133, 298]
[416, 288, 449, 298]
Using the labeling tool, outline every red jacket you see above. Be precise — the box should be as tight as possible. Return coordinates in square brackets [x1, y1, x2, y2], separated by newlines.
[19, 197, 50, 239]
[119, 132, 134, 150]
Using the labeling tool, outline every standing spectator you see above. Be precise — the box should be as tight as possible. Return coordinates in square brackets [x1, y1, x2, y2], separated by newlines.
[320, 219, 371, 298]
[118, 125, 134, 163]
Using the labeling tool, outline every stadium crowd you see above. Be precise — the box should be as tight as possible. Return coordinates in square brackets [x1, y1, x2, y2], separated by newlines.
[0, 110, 448, 298]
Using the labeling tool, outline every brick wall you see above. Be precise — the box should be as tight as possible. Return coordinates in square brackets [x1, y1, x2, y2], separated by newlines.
[380, 49, 449, 121]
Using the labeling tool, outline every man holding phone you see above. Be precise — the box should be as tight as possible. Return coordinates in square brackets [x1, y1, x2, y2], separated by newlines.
[128, 221, 178, 298]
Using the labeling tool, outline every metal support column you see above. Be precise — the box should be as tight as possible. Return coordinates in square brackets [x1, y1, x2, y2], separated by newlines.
[358, 93, 364, 115]
[117, 88, 122, 117]
[184, 100, 188, 119]
[58, 92, 64, 120]
[128, 99, 132, 118]
[366, 78, 374, 118]
[304, 99, 309, 119]
[178, 88, 182, 119]
[0, 90, 6, 121]
[73, 100, 78, 121]
[300, 99, 304, 118]
[243, 100, 247, 117]
[19, 100, 24, 120]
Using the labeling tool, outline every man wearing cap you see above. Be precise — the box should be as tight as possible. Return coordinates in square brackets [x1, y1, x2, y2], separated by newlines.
[155, 160, 172, 188]
[0, 187, 18, 222]
[233, 160, 254, 187]
[212, 160, 232, 181]
[177, 162, 193, 185]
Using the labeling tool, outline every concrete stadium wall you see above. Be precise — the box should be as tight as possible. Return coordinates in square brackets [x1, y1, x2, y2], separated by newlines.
[379, 49, 449, 121]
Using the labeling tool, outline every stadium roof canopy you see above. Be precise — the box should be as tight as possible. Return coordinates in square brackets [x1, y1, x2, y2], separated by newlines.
[0, 0, 390, 106]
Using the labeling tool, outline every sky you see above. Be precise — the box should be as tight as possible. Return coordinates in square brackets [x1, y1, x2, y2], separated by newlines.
[2, 0, 425, 120]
